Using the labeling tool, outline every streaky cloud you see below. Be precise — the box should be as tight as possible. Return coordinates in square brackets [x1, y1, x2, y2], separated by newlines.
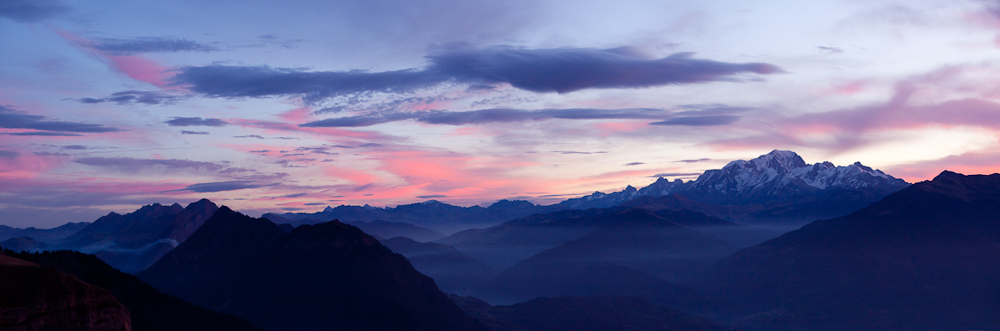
[181, 130, 209, 135]
[79, 90, 184, 105]
[73, 157, 226, 173]
[0, 105, 122, 133]
[0, 0, 66, 23]
[427, 47, 783, 93]
[171, 46, 782, 102]
[0, 150, 19, 159]
[649, 115, 740, 126]
[167, 180, 266, 193]
[165, 117, 229, 127]
[88, 36, 217, 55]
[301, 108, 668, 127]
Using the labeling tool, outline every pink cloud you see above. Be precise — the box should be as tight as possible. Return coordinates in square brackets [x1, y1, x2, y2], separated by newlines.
[52, 28, 172, 88]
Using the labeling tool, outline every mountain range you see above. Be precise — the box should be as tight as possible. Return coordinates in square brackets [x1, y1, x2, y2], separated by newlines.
[696, 171, 1000, 331]
[137, 206, 487, 331]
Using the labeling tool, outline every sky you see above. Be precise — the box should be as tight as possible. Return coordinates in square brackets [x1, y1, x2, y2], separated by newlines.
[3, 0, 1000, 227]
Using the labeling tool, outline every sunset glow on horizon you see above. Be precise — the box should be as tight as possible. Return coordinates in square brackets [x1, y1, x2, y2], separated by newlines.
[3, 0, 1000, 227]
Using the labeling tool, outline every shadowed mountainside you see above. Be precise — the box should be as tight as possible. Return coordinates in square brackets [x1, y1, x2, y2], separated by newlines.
[0, 250, 131, 331]
[697, 171, 1000, 331]
[138, 206, 487, 331]
[5, 249, 263, 331]
[451, 295, 726, 331]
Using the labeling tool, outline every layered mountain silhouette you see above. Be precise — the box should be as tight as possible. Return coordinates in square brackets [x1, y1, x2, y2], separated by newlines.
[698, 171, 1000, 330]
[0, 222, 90, 243]
[0, 250, 131, 331]
[452, 295, 725, 331]
[265, 199, 551, 234]
[4, 249, 262, 331]
[472, 209, 751, 306]
[381, 236, 498, 294]
[59, 199, 218, 273]
[137, 206, 487, 331]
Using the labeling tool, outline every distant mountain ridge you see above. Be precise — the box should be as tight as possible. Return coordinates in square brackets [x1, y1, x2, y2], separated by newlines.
[267, 150, 908, 231]
[555, 149, 908, 209]
[57, 199, 218, 273]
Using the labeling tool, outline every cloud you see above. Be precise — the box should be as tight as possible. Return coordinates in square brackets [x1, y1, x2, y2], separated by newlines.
[649, 172, 702, 178]
[302, 107, 668, 127]
[427, 47, 783, 93]
[79, 90, 184, 105]
[171, 65, 443, 103]
[649, 115, 740, 126]
[170, 46, 781, 102]
[0, 0, 67, 23]
[0, 105, 122, 133]
[417, 194, 448, 199]
[234, 135, 265, 139]
[624, 162, 645, 166]
[0, 150, 19, 159]
[181, 130, 209, 135]
[87, 37, 217, 55]
[62, 145, 88, 150]
[73, 157, 227, 173]
[165, 117, 228, 127]
[817, 46, 844, 53]
[675, 158, 711, 163]
[168, 181, 266, 193]
[1, 132, 82, 136]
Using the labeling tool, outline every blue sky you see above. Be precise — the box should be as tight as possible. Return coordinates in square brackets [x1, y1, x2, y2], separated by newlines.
[3, 0, 1000, 227]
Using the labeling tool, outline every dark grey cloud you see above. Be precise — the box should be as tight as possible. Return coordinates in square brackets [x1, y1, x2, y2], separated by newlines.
[34, 152, 69, 156]
[281, 193, 308, 198]
[0, 0, 67, 23]
[303, 202, 326, 206]
[649, 115, 740, 126]
[295, 147, 338, 155]
[553, 151, 608, 155]
[675, 158, 712, 163]
[88, 37, 217, 55]
[79, 91, 184, 105]
[181, 130, 209, 135]
[170, 46, 782, 102]
[234, 135, 265, 139]
[302, 108, 667, 127]
[624, 162, 644, 166]
[74, 157, 226, 173]
[417, 194, 447, 199]
[0, 150, 19, 159]
[169, 181, 265, 193]
[62, 145, 88, 150]
[0, 105, 122, 133]
[817, 46, 844, 53]
[427, 47, 783, 93]
[165, 117, 228, 127]
[2, 132, 82, 136]
[250, 150, 270, 153]
[649, 172, 702, 178]
[171, 65, 443, 103]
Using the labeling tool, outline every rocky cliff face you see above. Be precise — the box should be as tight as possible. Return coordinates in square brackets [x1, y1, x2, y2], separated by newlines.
[0, 252, 131, 331]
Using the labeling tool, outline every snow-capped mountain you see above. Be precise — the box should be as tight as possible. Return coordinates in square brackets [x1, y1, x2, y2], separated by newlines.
[559, 150, 908, 209]
[689, 150, 909, 204]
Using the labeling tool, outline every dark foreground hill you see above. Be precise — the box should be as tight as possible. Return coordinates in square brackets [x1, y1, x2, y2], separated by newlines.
[138, 206, 487, 331]
[0, 250, 131, 331]
[698, 171, 1000, 331]
[4, 249, 262, 331]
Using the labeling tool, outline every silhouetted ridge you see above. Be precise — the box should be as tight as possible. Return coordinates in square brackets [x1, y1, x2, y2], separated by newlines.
[5, 249, 261, 331]
[699, 171, 1000, 331]
[138, 207, 486, 331]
